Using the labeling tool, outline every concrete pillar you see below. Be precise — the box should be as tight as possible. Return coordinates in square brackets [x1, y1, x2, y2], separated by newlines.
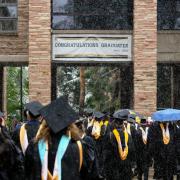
[133, 0, 157, 115]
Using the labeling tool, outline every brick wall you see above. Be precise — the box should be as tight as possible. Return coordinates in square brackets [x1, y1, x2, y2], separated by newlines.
[133, 0, 157, 115]
[0, 0, 28, 55]
[28, 0, 51, 105]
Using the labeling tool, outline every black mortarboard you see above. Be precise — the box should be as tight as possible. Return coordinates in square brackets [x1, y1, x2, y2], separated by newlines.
[40, 96, 79, 133]
[128, 114, 136, 123]
[24, 101, 43, 116]
[0, 111, 4, 118]
[113, 109, 129, 121]
[93, 111, 105, 121]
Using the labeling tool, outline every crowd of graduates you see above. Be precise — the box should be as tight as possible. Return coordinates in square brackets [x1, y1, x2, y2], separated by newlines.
[0, 96, 180, 180]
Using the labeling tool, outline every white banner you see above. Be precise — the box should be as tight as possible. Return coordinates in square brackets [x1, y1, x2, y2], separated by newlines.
[52, 34, 132, 62]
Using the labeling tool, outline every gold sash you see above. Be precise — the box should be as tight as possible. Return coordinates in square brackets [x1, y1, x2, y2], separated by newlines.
[92, 120, 109, 139]
[160, 123, 170, 145]
[113, 129, 129, 160]
[20, 124, 28, 154]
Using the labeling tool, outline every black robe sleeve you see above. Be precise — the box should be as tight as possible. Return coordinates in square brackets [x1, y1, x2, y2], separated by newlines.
[80, 136, 102, 180]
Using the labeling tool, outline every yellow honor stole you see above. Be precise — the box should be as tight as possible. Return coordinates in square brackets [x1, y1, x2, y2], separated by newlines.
[92, 120, 109, 139]
[20, 124, 29, 155]
[113, 128, 129, 160]
[160, 123, 170, 145]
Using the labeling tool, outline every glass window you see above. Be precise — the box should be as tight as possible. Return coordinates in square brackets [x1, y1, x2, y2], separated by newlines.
[157, 64, 171, 108]
[158, 0, 180, 30]
[157, 64, 180, 109]
[0, 0, 17, 32]
[52, 0, 133, 30]
[52, 63, 133, 113]
[0, 6, 17, 17]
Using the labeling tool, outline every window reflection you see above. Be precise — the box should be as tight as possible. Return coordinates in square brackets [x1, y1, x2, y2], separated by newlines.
[0, 0, 17, 3]
[53, 15, 74, 29]
[0, 0, 17, 32]
[158, 0, 180, 30]
[53, 15, 132, 30]
[0, 6, 17, 17]
[53, 0, 73, 13]
[52, 0, 133, 30]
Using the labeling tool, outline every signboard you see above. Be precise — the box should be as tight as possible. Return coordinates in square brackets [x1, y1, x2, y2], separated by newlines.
[52, 34, 132, 62]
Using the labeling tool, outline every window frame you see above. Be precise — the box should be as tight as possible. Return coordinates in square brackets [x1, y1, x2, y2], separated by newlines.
[0, 0, 18, 33]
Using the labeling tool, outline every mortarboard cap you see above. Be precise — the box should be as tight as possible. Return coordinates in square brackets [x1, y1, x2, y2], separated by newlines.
[40, 96, 79, 133]
[24, 101, 43, 116]
[128, 114, 136, 123]
[93, 111, 105, 121]
[113, 109, 129, 121]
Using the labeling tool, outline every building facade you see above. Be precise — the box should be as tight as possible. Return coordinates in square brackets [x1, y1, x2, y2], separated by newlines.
[0, 0, 180, 116]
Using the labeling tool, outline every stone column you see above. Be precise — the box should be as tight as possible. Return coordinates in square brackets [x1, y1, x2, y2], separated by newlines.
[28, 0, 51, 104]
[133, 0, 157, 115]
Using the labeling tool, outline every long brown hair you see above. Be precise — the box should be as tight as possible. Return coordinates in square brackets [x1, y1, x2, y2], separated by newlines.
[35, 120, 82, 143]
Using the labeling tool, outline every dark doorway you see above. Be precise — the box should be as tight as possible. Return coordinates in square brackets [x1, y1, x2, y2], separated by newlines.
[173, 65, 180, 108]
[157, 63, 180, 109]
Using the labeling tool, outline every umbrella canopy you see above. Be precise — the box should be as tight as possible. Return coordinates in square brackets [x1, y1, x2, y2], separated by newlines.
[152, 108, 180, 122]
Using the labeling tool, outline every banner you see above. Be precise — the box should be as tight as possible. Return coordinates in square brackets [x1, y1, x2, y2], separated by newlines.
[52, 34, 132, 62]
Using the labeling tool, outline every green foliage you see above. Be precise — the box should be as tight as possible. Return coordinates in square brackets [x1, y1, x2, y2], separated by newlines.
[7, 67, 29, 123]
[56, 66, 121, 112]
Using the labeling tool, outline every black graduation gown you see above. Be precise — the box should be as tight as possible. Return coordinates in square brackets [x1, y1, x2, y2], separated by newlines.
[0, 126, 24, 180]
[12, 120, 40, 150]
[25, 132, 100, 180]
[81, 135, 101, 180]
[135, 126, 151, 180]
[174, 124, 180, 175]
[148, 122, 176, 180]
[94, 123, 111, 178]
[103, 128, 135, 180]
[128, 124, 138, 165]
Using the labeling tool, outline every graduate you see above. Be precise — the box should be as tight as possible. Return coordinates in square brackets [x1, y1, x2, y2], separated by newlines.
[174, 120, 180, 179]
[148, 120, 176, 180]
[75, 118, 102, 180]
[103, 109, 135, 180]
[12, 101, 43, 154]
[0, 111, 24, 180]
[90, 111, 109, 178]
[134, 117, 151, 180]
[25, 96, 100, 180]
